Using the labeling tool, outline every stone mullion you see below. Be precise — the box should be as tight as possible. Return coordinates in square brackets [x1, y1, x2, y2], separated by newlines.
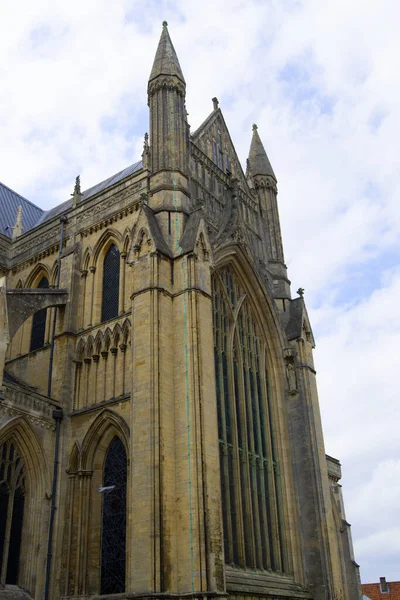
[235, 325, 255, 569]
[0, 478, 13, 582]
[88, 266, 96, 327]
[110, 347, 118, 398]
[80, 270, 88, 330]
[79, 472, 92, 595]
[83, 358, 91, 408]
[73, 361, 82, 410]
[64, 474, 76, 596]
[119, 253, 127, 314]
[252, 335, 271, 570]
[92, 355, 99, 403]
[260, 344, 283, 573]
[215, 289, 233, 564]
[101, 351, 108, 401]
[119, 344, 127, 396]
[230, 340, 246, 568]
[242, 309, 261, 568]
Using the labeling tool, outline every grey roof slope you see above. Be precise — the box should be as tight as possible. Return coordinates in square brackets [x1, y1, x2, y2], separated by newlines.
[0, 182, 43, 238]
[35, 160, 143, 226]
[248, 125, 276, 181]
[148, 22, 185, 86]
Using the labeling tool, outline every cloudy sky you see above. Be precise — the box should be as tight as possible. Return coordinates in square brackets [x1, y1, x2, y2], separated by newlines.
[1, 0, 399, 583]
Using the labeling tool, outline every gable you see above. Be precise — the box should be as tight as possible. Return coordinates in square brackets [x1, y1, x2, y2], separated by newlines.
[191, 108, 249, 192]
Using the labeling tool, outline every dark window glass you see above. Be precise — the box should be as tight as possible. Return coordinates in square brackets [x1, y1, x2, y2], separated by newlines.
[0, 484, 9, 576]
[6, 488, 24, 584]
[30, 276, 49, 351]
[0, 442, 25, 585]
[101, 244, 120, 322]
[212, 266, 285, 571]
[100, 437, 127, 595]
[212, 141, 218, 165]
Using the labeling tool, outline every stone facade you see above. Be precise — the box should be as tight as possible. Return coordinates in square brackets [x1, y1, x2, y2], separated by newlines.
[0, 22, 361, 600]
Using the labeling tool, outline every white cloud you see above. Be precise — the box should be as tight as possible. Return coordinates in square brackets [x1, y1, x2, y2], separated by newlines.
[1, 0, 399, 584]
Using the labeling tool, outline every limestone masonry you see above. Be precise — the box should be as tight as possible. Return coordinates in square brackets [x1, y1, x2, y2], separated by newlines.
[0, 22, 361, 600]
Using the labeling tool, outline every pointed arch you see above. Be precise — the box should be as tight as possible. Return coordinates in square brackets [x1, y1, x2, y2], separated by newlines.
[112, 323, 122, 348]
[121, 319, 131, 345]
[76, 338, 86, 361]
[82, 246, 92, 271]
[68, 442, 81, 473]
[122, 227, 131, 255]
[25, 263, 51, 288]
[94, 330, 104, 354]
[85, 335, 94, 359]
[80, 409, 129, 472]
[92, 228, 122, 267]
[103, 328, 112, 351]
[50, 260, 59, 287]
[212, 255, 291, 572]
[0, 417, 51, 497]
[15, 279, 23, 289]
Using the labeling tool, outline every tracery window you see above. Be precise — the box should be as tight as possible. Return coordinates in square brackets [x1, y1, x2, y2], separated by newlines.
[30, 276, 49, 351]
[101, 244, 120, 322]
[0, 441, 25, 584]
[212, 265, 286, 572]
[100, 436, 127, 595]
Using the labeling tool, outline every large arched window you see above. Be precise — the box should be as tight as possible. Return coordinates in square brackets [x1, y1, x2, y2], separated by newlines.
[212, 265, 286, 572]
[0, 441, 25, 584]
[101, 244, 120, 322]
[30, 276, 49, 351]
[100, 436, 127, 594]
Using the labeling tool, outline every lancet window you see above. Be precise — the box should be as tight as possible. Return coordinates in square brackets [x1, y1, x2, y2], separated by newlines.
[30, 276, 49, 351]
[212, 265, 286, 572]
[101, 244, 120, 322]
[100, 436, 127, 594]
[0, 441, 25, 584]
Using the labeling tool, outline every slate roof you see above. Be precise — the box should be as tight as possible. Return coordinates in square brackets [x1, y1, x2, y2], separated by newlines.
[1, 160, 143, 236]
[35, 160, 143, 226]
[0, 182, 43, 238]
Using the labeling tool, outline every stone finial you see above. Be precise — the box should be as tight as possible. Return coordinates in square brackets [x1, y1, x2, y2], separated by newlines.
[252, 123, 258, 131]
[212, 97, 219, 111]
[142, 133, 150, 170]
[162, 20, 168, 27]
[297, 287, 305, 298]
[12, 205, 23, 240]
[72, 175, 83, 207]
[73, 175, 81, 196]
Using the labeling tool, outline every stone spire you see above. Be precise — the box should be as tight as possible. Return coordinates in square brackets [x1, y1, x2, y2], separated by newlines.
[147, 22, 190, 236]
[148, 21, 186, 89]
[248, 124, 276, 181]
[12, 205, 23, 240]
[248, 125, 290, 302]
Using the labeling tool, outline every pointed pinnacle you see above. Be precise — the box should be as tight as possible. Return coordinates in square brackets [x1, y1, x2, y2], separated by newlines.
[149, 22, 186, 85]
[248, 125, 276, 181]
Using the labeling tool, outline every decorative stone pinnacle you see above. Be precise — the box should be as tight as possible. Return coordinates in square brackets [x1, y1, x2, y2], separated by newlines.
[12, 205, 23, 240]
[252, 123, 258, 131]
[162, 20, 168, 27]
[297, 287, 305, 298]
[212, 97, 219, 111]
[72, 175, 81, 196]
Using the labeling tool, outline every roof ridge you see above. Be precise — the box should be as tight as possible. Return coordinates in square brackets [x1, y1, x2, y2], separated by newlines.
[0, 180, 44, 213]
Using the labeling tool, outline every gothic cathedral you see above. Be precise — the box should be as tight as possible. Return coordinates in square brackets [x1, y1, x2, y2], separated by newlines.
[0, 23, 360, 600]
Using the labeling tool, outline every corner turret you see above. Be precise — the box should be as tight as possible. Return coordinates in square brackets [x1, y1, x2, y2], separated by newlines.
[147, 22, 190, 249]
[247, 125, 290, 303]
